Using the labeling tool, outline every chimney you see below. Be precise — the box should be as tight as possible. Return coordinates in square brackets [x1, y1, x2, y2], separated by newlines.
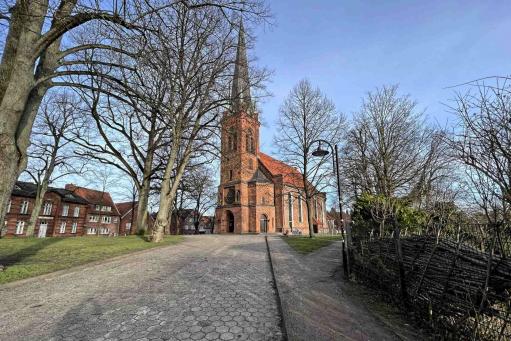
[65, 183, 77, 191]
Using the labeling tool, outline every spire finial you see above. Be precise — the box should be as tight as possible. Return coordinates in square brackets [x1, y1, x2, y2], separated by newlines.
[231, 17, 253, 115]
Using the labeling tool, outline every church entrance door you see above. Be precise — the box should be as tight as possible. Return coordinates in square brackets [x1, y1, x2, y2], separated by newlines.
[226, 211, 235, 233]
[260, 214, 268, 234]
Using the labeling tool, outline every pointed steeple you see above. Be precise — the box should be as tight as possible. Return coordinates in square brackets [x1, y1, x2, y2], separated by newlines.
[231, 19, 253, 115]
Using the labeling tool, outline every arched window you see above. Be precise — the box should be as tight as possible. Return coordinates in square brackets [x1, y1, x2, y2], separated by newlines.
[227, 128, 237, 151]
[246, 129, 255, 154]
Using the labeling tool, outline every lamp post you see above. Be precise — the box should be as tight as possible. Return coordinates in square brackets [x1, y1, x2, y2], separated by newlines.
[311, 139, 350, 277]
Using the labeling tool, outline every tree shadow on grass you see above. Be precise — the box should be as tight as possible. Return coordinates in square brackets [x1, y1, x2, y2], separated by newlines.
[0, 237, 63, 267]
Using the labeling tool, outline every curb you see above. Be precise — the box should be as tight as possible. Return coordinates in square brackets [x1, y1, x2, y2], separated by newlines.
[265, 235, 289, 341]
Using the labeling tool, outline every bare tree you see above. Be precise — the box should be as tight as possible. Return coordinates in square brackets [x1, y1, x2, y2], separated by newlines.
[182, 166, 216, 233]
[274, 79, 346, 238]
[22, 91, 78, 236]
[343, 85, 447, 201]
[0, 0, 268, 238]
[446, 77, 511, 224]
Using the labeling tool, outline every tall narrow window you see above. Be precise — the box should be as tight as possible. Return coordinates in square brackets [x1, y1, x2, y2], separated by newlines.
[43, 202, 52, 215]
[71, 222, 77, 234]
[59, 222, 66, 234]
[62, 205, 69, 216]
[7, 200, 11, 213]
[288, 193, 293, 228]
[236, 190, 240, 203]
[229, 170, 233, 180]
[73, 207, 80, 217]
[298, 193, 303, 223]
[314, 199, 318, 219]
[246, 129, 255, 154]
[15, 221, 25, 235]
[20, 201, 29, 214]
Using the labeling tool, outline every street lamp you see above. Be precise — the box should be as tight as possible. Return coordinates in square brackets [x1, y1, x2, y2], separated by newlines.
[311, 139, 350, 277]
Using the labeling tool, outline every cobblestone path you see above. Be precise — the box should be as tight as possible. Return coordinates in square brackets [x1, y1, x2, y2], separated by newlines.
[0, 235, 283, 341]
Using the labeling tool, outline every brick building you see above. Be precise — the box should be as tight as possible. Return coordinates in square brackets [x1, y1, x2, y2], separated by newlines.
[116, 201, 154, 235]
[214, 23, 327, 235]
[169, 210, 214, 235]
[3, 181, 89, 237]
[64, 184, 120, 236]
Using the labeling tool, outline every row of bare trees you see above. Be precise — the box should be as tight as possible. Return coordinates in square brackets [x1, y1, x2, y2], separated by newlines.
[273, 77, 510, 239]
[0, 0, 269, 241]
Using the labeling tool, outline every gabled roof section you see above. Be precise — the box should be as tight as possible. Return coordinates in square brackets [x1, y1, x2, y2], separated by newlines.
[249, 167, 272, 184]
[258, 152, 304, 188]
[65, 184, 119, 214]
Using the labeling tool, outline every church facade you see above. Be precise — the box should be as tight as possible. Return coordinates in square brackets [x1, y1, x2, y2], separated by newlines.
[214, 23, 327, 235]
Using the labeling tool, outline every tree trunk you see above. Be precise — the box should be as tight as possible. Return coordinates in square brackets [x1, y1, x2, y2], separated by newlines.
[25, 182, 49, 236]
[136, 180, 150, 235]
[305, 196, 314, 238]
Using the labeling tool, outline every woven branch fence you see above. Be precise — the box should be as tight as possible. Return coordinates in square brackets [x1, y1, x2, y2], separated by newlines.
[349, 225, 511, 340]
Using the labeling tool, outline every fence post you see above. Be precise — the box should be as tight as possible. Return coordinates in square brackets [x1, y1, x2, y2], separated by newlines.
[345, 222, 352, 277]
[394, 224, 409, 306]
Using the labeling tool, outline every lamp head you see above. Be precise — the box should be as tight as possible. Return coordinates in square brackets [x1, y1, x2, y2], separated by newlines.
[312, 142, 329, 157]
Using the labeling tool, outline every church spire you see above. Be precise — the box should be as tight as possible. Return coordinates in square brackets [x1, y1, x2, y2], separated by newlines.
[231, 19, 253, 115]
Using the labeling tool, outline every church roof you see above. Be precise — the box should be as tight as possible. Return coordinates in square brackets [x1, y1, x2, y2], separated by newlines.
[231, 19, 253, 115]
[258, 152, 304, 188]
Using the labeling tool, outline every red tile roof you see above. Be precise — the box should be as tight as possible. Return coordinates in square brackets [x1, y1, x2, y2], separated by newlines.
[258, 152, 304, 188]
[65, 184, 120, 215]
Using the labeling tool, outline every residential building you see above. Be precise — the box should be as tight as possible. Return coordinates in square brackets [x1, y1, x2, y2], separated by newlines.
[3, 181, 89, 237]
[64, 184, 120, 236]
[116, 201, 154, 235]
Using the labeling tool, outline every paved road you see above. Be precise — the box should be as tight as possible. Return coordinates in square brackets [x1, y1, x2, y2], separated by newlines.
[0, 235, 283, 341]
[268, 237, 421, 341]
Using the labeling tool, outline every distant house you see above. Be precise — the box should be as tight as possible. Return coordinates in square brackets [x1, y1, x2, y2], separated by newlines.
[65, 184, 120, 236]
[169, 209, 213, 235]
[326, 209, 351, 234]
[3, 181, 89, 237]
[116, 201, 154, 235]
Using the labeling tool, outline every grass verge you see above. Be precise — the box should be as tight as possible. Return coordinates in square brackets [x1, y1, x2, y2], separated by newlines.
[282, 235, 342, 254]
[0, 235, 183, 284]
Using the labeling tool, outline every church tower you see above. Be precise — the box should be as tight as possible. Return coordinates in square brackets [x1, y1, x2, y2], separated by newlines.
[215, 21, 261, 233]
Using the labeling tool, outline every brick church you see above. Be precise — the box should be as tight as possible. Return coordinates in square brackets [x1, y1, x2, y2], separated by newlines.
[214, 23, 327, 235]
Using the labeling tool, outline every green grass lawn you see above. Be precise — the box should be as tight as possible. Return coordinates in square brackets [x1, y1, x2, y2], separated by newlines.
[0, 235, 183, 284]
[282, 235, 342, 254]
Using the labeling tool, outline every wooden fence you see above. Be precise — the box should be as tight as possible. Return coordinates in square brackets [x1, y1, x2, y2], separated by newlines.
[349, 224, 511, 340]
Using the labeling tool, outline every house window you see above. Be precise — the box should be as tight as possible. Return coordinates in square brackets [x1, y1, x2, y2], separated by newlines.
[288, 193, 293, 228]
[99, 227, 110, 235]
[298, 193, 303, 223]
[71, 222, 77, 234]
[59, 222, 66, 234]
[236, 190, 240, 203]
[20, 201, 29, 214]
[101, 205, 111, 211]
[62, 205, 69, 216]
[87, 227, 96, 235]
[101, 216, 112, 224]
[89, 215, 98, 222]
[73, 207, 80, 217]
[15, 221, 25, 235]
[43, 202, 52, 215]
[229, 170, 233, 180]
[126, 223, 132, 230]
[95, 205, 101, 211]
[7, 200, 11, 213]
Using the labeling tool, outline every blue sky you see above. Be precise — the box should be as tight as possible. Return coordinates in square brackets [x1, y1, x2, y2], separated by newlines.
[252, 0, 511, 155]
